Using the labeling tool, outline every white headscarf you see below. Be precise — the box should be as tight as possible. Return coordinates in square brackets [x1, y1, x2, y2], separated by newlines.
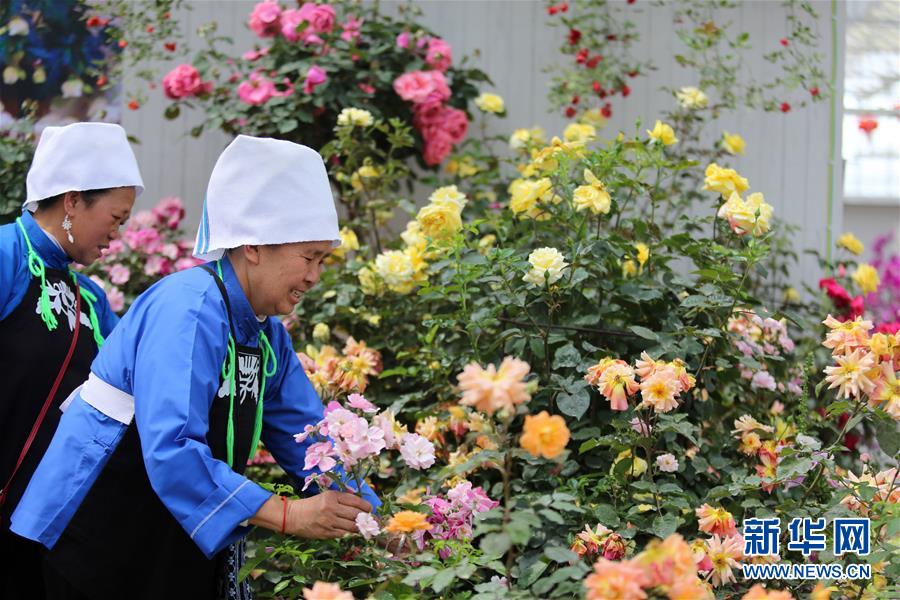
[24, 122, 144, 211]
[193, 135, 340, 261]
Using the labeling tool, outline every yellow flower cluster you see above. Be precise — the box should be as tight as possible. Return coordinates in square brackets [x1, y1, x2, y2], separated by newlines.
[509, 126, 546, 151]
[704, 163, 772, 237]
[676, 86, 708, 109]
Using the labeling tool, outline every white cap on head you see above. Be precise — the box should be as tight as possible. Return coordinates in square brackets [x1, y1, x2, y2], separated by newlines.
[193, 135, 340, 261]
[24, 122, 144, 211]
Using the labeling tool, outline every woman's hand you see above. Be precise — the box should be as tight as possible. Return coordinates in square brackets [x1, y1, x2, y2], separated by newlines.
[287, 490, 372, 539]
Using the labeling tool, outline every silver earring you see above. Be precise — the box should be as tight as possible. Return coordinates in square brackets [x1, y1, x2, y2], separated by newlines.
[62, 214, 74, 244]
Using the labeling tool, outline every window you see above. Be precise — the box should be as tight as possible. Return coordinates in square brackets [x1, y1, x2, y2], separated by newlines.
[842, 0, 900, 205]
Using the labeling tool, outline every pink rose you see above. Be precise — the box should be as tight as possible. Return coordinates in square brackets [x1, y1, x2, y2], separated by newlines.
[248, 0, 281, 38]
[108, 263, 130, 286]
[162, 64, 211, 100]
[237, 72, 277, 105]
[393, 70, 450, 104]
[425, 37, 452, 71]
[101, 239, 124, 259]
[303, 65, 327, 93]
[151, 196, 185, 229]
[130, 211, 156, 229]
[144, 255, 172, 278]
[412, 99, 445, 129]
[340, 16, 363, 42]
[106, 286, 125, 313]
[439, 106, 468, 143]
[396, 31, 410, 49]
[279, 8, 305, 42]
[357, 82, 375, 94]
[123, 227, 162, 254]
[242, 47, 269, 61]
[422, 128, 453, 166]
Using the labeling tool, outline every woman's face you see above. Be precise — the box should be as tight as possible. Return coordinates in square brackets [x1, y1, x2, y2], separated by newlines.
[69, 187, 136, 265]
[247, 240, 333, 316]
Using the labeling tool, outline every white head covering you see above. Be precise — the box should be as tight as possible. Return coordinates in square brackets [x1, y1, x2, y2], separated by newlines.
[24, 122, 144, 211]
[193, 135, 340, 261]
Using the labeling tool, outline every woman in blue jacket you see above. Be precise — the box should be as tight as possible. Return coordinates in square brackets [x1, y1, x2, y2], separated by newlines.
[0, 122, 143, 599]
[12, 135, 378, 600]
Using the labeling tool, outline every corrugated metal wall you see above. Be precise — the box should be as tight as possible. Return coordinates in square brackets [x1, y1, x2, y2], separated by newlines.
[121, 0, 847, 289]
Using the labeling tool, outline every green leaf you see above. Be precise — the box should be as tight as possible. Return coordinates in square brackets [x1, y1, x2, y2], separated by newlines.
[402, 566, 437, 586]
[557, 389, 591, 419]
[592, 504, 621, 527]
[874, 418, 900, 457]
[651, 513, 682, 538]
[545, 546, 579, 563]
[553, 343, 582, 369]
[431, 568, 456, 593]
[630, 326, 659, 341]
[480, 532, 511, 557]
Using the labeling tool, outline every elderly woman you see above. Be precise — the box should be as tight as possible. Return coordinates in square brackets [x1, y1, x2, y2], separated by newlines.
[12, 135, 378, 600]
[0, 122, 143, 599]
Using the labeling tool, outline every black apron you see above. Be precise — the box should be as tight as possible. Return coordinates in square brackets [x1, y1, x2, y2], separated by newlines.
[45, 267, 261, 600]
[0, 268, 98, 600]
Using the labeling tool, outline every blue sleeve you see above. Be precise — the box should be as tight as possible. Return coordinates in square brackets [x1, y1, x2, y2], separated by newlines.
[74, 272, 119, 336]
[260, 322, 381, 510]
[0, 222, 28, 321]
[131, 281, 272, 558]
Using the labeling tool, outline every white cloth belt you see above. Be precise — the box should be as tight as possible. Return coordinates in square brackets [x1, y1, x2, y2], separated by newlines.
[62, 372, 135, 425]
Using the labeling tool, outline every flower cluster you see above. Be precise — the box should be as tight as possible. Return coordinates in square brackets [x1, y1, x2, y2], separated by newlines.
[394, 69, 468, 165]
[294, 392, 435, 493]
[301, 337, 383, 401]
[839, 466, 900, 516]
[408, 481, 499, 558]
[822, 315, 900, 420]
[727, 309, 800, 393]
[570, 523, 626, 562]
[81, 197, 202, 312]
[730, 414, 801, 493]
[583, 534, 711, 600]
[703, 163, 774, 237]
[358, 185, 466, 296]
[584, 352, 696, 413]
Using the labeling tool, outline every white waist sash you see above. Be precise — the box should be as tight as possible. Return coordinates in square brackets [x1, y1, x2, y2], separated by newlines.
[63, 372, 135, 425]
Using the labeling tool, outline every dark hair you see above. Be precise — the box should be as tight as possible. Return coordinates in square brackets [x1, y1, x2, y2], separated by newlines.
[35, 188, 118, 212]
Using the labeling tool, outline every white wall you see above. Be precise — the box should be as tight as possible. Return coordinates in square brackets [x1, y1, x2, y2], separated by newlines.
[122, 0, 854, 289]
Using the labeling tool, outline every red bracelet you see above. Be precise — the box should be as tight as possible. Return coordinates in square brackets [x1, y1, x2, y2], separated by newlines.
[280, 496, 288, 535]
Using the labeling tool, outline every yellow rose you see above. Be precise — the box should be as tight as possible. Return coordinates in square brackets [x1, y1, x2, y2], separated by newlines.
[312, 323, 330, 342]
[374, 250, 415, 294]
[743, 192, 773, 236]
[573, 169, 611, 215]
[621, 259, 638, 278]
[852, 264, 880, 294]
[837, 232, 864, 256]
[525, 136, 586, 176]
[718, 191, 773, 236]
[635, 242, 650, 269]
[508, 177, 557, 219]
[330, 226, 359, 261]
[336, 107, 374, 128]
[357, 265, 382, 296]
[474, 92, 505, 114]
[416, 202, 462, 242]
[428, 184, 467, 210]
[478, 234, 497, 254]
[647, 120, 678, 145]
[563, 123, 596, 144]
[611, 449, 648, 478]
[350, 164, 380, 192]
[783, 287, 801, 303]
[579, 108, 608, 129]
[444, 156, 480, 178]
[32, 67, 46, 85]
[523, 247, 568, 286]
[721, 131, 746, 155]
[676, 86, 708, 109]
[509, 126, 546, 151]
[519, 411, 570, 459]
[703, 162, 750, 198]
